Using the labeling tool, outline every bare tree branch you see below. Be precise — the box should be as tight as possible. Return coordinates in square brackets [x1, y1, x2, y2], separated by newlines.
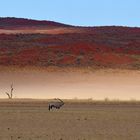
[10, 84, 13, 99]
[5, 84, 14, 99]
[5, 92, 11, 99]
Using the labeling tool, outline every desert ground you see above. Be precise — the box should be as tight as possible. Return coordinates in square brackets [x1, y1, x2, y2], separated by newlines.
[0, 67, 140, 140]
[0, 99, 140, 140]
[0, 18, 140, 140]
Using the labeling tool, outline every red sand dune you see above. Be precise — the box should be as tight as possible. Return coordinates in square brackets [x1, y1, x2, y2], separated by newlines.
[0, 17, 140, 69]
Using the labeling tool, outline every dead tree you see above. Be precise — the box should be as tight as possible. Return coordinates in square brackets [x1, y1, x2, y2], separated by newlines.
[5, 84, 14, 99]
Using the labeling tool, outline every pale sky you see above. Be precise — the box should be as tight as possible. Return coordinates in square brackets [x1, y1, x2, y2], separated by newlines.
[0, 0, 140, 27]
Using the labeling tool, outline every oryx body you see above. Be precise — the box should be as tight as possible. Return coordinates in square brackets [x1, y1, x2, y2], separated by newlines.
[48, 98, 64, 111]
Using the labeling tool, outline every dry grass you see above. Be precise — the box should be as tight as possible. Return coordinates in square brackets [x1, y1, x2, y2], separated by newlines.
[0, 27, 82, 34]
[0, 99, 140, 140]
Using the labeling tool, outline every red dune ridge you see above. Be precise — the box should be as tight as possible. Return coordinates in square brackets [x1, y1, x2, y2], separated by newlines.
[0, 17, 139, 69]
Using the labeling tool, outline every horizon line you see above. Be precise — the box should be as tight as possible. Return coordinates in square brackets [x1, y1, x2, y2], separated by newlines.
[0, 16, 140, 28]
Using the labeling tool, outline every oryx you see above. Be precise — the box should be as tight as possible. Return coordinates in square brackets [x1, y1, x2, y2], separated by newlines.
[48, 98, 64, 111]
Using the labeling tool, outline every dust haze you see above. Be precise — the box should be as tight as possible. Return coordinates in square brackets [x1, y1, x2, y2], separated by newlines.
[0, 67, 140, 100]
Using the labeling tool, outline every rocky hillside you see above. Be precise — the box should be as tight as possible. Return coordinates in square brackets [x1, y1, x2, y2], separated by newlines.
[0, 18, 140, 69]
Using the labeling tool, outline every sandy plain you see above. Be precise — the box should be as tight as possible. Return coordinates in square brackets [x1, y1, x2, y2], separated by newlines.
[0, 100, 140, 140]
[0, 67, 140, 139]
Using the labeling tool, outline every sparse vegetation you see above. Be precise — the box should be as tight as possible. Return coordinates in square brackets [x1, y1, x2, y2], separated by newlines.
[0, 24, 140, 69]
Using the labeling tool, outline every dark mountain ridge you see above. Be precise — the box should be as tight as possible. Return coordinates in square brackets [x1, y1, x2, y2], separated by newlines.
[0, 17, 71, 29]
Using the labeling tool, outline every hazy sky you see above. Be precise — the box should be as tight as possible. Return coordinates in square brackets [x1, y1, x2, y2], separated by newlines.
[0, 0, 140, 27]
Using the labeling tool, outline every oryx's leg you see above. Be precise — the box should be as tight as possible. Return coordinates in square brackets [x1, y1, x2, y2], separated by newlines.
[48, 105, 51, 111]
